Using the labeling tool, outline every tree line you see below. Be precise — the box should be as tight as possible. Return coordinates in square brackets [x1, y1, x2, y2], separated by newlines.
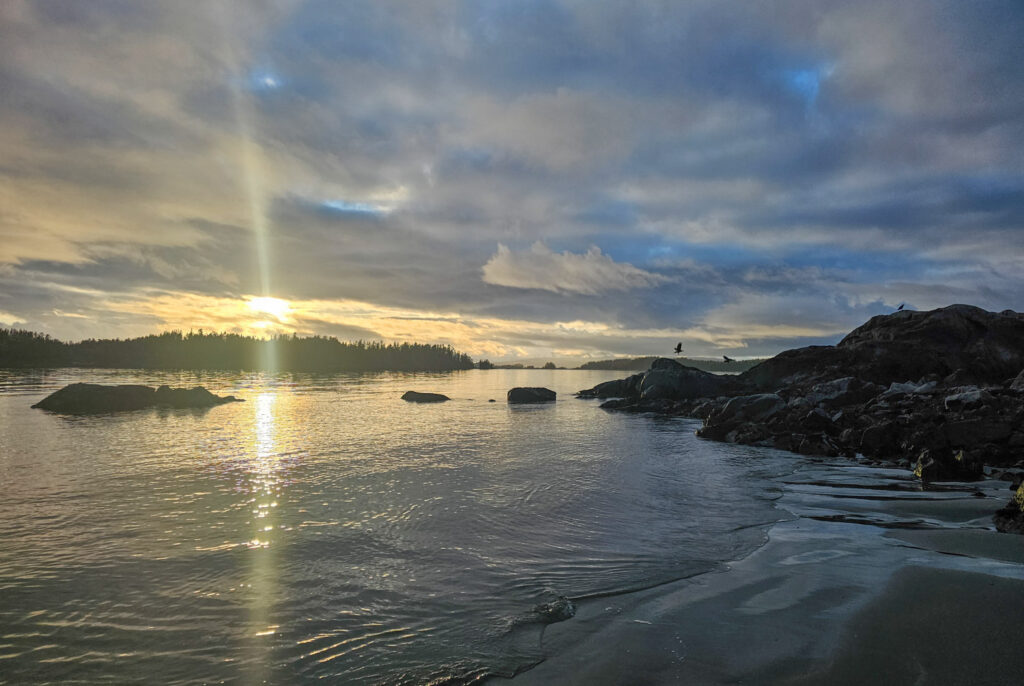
[0, 329, 476, 373]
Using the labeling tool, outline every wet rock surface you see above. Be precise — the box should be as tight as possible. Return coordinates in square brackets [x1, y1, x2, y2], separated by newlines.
[32, 383, 242, 414]
[532, 596, 576, 624]
[577, 305, 1024, 532]
[507, 387, 556, 403]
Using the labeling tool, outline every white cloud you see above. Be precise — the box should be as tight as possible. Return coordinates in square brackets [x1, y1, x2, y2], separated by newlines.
[0, 310, 25, 326]
[481, 242, 671, 295]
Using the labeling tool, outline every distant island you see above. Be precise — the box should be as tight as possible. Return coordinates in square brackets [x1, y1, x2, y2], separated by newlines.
[0, 329, 475, 373]
[578, 356, 765, 373]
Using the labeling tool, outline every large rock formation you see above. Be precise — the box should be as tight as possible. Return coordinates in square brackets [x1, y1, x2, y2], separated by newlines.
[742, 305, 1024, 391]
[32, 383, 242, 414]
[578, 306, 1024, 531]
[577, 358, 739, 402]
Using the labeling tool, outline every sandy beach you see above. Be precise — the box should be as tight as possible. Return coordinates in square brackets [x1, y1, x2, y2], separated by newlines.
[492, 464, 1024, 685]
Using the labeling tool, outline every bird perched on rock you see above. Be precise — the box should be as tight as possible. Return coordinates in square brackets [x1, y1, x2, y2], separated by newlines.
[673, 342, 683, 354]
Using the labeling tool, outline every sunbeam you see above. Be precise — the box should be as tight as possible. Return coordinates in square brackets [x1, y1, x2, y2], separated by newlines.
[220, 5, 278, 372]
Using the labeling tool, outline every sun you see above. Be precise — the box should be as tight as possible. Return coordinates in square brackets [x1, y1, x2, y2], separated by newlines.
[247, 296, 291, 321]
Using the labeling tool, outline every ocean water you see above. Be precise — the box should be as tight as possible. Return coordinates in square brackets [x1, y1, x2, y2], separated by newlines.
[0, 368, 798, 684]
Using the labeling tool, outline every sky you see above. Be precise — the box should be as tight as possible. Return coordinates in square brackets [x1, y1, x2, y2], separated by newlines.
[1, 0, 1022, 363]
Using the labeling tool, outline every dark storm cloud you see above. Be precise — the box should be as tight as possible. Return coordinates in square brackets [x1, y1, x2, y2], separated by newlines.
[1, 0, 1022, 358]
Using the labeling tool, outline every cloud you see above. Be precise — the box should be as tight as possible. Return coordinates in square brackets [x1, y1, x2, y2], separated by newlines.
[0, 310, 26, 326]
[481, 242, 672, 295]
[0, 1, 1021, 362]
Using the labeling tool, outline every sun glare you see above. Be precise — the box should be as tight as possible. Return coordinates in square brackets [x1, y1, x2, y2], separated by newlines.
[248, 296, 291, 321]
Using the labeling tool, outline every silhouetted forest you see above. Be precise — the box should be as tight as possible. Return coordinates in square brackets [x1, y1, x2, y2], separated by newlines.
[578, 356, 765, 373]
[0, 329, 475, 372]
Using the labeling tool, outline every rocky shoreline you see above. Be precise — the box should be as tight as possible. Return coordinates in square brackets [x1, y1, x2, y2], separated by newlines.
[577, 305, 1024, 533]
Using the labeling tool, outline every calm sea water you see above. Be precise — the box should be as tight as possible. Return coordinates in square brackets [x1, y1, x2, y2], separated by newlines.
[0, 368, 796, 684]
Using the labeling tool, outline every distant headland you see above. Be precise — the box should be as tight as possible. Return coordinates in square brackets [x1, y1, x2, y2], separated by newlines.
[578, 356, 765, 373]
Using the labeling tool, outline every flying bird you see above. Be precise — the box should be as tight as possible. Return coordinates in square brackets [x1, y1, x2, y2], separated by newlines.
[897, 303, 905, 311]
[723, 355, 734, 363]
[673, 342, 683, 354]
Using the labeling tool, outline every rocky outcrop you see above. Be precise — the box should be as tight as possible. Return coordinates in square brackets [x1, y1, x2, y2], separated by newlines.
[577, 358, 738, 402]
[32, 383, 242, 414]
[401, 391, 450, 403]
[507, 387, 556, 403]
[741, 305, 1024, 391]
[577, 373, 645, 400]
[578, 306, 1024, 530]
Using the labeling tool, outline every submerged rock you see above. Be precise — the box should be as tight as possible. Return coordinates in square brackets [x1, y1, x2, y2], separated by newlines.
[533, 596, 576, 624]
[507, 387, 556, 403]
[401, 391, 450, 403]
[32, 383, 242, 414]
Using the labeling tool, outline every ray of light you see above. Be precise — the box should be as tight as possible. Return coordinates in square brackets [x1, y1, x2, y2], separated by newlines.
[219, 5, 277, 372]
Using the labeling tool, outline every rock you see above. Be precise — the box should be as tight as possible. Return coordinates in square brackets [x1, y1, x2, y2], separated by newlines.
[638, 358, 737, 400]
[717, 393, 786, 423]
[802, 376, 883, 409]
[993, 484, 1024, 534]
[1011, 369, 1024, 392]
[802, 408, 835, 433]
[943, 368, 977, 387]
[882, 380, 938, 397]
[401, 391, 450, 403]
[153, 385, 236, 409]
[32, 383, 241, 414]
[507, 387, 556, 403]
[859, 422, 900, 457]
[533, 596, 576, 624]
[943, 388, 993, 410]
[913, 448, 983, 482]
[797, 433, 837, 457]
[577, 359, 736, 401]
[742, 305, 1024, 390]
[944, 418, 1013, 447]
[696, 394, 784, 442]
[576, 373, 644, 399]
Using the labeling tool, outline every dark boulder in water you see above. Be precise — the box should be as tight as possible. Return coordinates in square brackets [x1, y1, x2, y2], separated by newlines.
[401, 391, 450, 403]
[32, 383, 242, 414]
[507, 387, 556, 403]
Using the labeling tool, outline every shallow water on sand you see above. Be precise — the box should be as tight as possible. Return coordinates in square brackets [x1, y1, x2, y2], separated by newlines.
[1, 368, 806, 684]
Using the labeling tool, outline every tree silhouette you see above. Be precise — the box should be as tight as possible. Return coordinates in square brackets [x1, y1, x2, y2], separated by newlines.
[0, 329, 475, 372]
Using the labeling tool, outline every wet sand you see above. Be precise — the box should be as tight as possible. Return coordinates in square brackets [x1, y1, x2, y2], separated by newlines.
[491, 465, 1024, 685]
